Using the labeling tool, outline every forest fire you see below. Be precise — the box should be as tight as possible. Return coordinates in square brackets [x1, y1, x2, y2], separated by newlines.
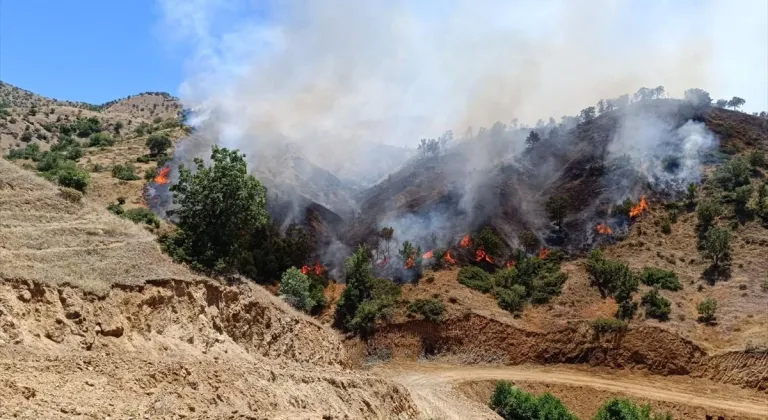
[475, 248, 494, 264]
[629, 196, 649, 218]
[301, 265, 311, 275]
[301, 261, 326, 276]
[460, 234, 473, 248]
[595, 223, 613, 235]
[444, 251, 456, 265]
[404, 257, 415, 269]
[506, 260, 516, 269]
[538, 248, 551, 259]
[422, 250, 434, 259]
[154, 166, 170, 185]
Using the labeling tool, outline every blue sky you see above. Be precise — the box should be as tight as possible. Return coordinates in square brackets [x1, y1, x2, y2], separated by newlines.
[0, 0, 186, 104]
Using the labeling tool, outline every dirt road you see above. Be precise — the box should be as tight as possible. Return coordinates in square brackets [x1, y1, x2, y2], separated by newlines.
[374, 363, 768, 420]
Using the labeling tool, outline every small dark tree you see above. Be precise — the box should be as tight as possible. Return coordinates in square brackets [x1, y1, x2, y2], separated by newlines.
[517, 229, 540, 253]
[146, 133, 172, 157]
[335, 246, 374, 330]
[579, 106, 596, 122]
[545, 195, 568, 230]
[703, 227, 731, 266]
[525, 130, 540, 147]
[114, 120, 124, 134]
[685, 183, 697, 206]
[641, 288, 671, 321]
[727, 96, 745, 111]
[379, 226, 394, 259]
[696, 199, 721, 231]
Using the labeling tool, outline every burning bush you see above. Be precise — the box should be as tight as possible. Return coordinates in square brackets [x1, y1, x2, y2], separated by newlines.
[472, 227, 506, 258]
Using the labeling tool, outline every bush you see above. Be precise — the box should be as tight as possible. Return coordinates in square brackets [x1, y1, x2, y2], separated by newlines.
[591, 317, 628, 334]
[517, 229, 540, 253]
[72, 116, 102, 137]
[473, 226, 506, 256]
[163, 146, 268, 273]
[586, 250, 635, 298]
[733, 184, 753, 214]
[490, 381, 577, 420]
[660, 218, 671, 234]
[697, 298, 717, 323]
[111, 163, 140, 181]
[146, 133, 172, 157]
[495, 285, 526, 314]
[407, 298, 446, 322]
[279, 267, 315, 312]
[639, 267, 681, 291]
[88, 132, 114, 147]
[748, 150, 766, 168]
[529, 270, 567, 304]
[121, 207, 160, 228]
[4, 143, 40, 160]
[703, 227, 731, 266]
[136, 154, 151, 163]
[20, 131, 33, 142]
[58, 187, 83, 203]
[696, 199, 721, 230]
[458, 266, 494, 293]
[641, 288, 671, 321]
[712, 157, 751, 191]
[56, 167, 90, 192]
[594, 398, 672, 420]
[492, 267, 519, 289]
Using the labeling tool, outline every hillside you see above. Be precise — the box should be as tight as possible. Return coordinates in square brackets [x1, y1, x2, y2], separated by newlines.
[0, 158, 421, 419]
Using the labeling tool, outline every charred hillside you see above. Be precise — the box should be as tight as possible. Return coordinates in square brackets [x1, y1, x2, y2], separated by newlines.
[344, 99, 766, 255]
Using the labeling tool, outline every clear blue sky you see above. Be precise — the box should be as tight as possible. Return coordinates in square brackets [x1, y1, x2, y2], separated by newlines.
[0, 0, 185, 104]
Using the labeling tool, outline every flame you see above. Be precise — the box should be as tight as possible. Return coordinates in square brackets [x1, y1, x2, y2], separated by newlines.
[154, 166, 170, 185]
[377, 256, 389, 266]
[313, 261, 325, 276]
[595, 223, 613, 235]
[475, 248, 495, 264]
[460, 234, 473, 248]
[506, 260, 516, 269]
[444, 250, 456, 265]
[404, 257, 415, 269]
[538, 248, 551, 259]
[629, 196, 649, 218]
[422, 250, 434, 259]
[300, 265, 311, 275]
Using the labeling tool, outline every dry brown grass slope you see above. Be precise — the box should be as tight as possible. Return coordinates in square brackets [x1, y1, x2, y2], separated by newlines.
[0, 160, 420, 419]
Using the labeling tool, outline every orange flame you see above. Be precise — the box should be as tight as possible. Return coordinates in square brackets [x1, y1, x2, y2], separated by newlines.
[444, 250, 456, 265]
[154, 166, 170, 185]
[629, 196, 649, 218]
[404, 256, 415, 269]
[595, 223, 613, 235]
[313, 261, 325, 276]
[475, 248, 495, 264]
[506, 260, 516, 269]
[422, 250, 434, 259]
[460, 234, 473, 248]
[538, 248, 551, 259]
[300, 265, 311, 275]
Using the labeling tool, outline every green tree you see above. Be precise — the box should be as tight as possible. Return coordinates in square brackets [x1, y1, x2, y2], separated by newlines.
[733, 184, 753, 215]
[490, 381, 577, 420]
[641, 288, 671, 321]
[335, 246, 375, 330]
[546, 195, 568, 230]
[378, 226, 394, 258]
[518, 229, 540, 253]
[495, 284, 526, 314]
[114, 120, 124, 134]
[703, 227, 731, 266]
[726, 96, 745, 111]
[594, 398, 672, 420]
[696, 199, 721, 230]
[697, 298, 718, 324]
[166, 145, 268, 273]
[525, 130, 541, 147]
[56, 166, 90, 192]
[279, 267, 315, 312]
[146, 133, 172, 157]
[685, 183, 696, 205]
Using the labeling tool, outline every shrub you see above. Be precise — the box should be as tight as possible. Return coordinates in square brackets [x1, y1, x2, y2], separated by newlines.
[660, 218, 671, 234]
[517, 229, 540, 253]
[20, 131, 33, 142]
[153, 116, 163, 124]
[473, 226, 506, 256]
[136, 154, 151, 163]
[490, 381, 577, 420]
[144, 167, 155, 181]
[685, 183, 697, 205]
[407, 298, 446, 322]
[594, 398, 672, 420]
[58, 187, 83, 203]
[73, 116, 102, 137]
[748, 150, 766, 168]
[492, 267, 519, 289]
[697, 298, 717, 323]
[733, 184, 753, 214]
[641, 288, 671, 321]
[146, 133, 172, 157]
[56, 167, 90, 192]
[107, 202, 124, 215]
[4, 143, 40, 160]
[88, 132, 114, 147]
[495, 285, 526, 314]
[529, 270, 567, 304]
[703, 227, 731, 266]
[279, 267, 315, 312]
[639, 267, 681, 291]
[696, 199, 721, 230]
[458, 266, 493, 293]
[163, 146, 268, 273]
[111, 163, 140, 181]
[122, 207, 160, 228]
[591, 317, 628, 334]
[586, 250, 634, 297]
[712, 157, 751, 191]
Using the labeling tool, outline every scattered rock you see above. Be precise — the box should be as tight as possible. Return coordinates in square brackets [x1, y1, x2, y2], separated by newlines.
[19, 386, 36, 400]
[85, 379, 95, 387]
[97, 323, 124, 338]
[16, 290, 31, 302]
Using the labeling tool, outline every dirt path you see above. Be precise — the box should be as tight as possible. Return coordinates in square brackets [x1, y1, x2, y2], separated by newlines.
[374, 363, 768, 419]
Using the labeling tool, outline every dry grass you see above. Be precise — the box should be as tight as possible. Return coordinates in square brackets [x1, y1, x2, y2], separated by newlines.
[0, 159, 197, 294]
